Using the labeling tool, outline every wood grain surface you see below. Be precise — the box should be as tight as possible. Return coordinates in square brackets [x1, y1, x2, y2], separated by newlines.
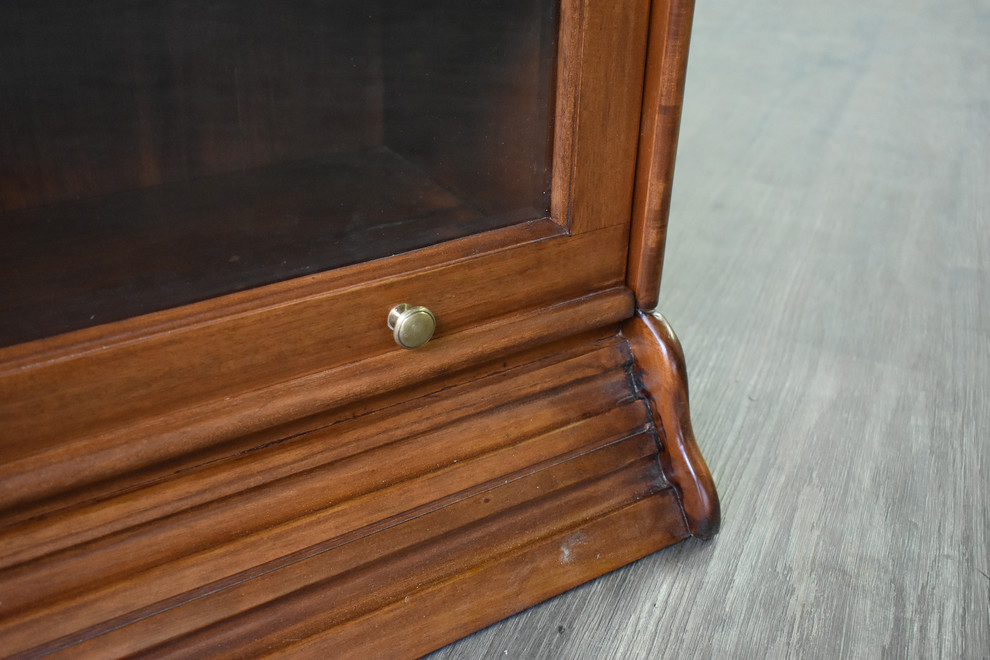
[0, 280, 633, 513]
[429, 0, 990, 656]
[551, 0, 652, 235]
[0, 331, 692, 657]
[626, 0, 695, 310]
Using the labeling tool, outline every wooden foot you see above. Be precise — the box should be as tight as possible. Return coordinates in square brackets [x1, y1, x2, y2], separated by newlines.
[622, 310, 720, 539]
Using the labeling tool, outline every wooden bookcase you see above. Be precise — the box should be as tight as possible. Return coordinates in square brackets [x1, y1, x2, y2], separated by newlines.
[0, 1, 718, 656]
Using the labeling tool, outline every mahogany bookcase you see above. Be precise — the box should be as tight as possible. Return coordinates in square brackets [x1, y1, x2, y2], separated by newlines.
[0, 0, 718, 656]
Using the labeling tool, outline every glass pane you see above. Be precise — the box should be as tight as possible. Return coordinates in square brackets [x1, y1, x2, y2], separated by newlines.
[0, 0, 556, 346]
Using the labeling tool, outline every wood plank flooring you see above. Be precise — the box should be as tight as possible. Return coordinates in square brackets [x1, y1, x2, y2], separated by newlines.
[430, 0, 990, 656]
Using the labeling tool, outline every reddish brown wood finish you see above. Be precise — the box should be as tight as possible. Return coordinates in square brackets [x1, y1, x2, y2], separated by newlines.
[0, 334, 691, 658]
[270, 494, 688, 660]
[0, 221, 616, 445]
[622, 310, 720, 538]
[0, 2, 719, 656]
[0, 279, 633, 512]
[627, 0, 697, 310]
[551, 0, 653, 234]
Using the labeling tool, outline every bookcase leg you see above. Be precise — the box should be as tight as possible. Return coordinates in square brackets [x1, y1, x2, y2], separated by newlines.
[622, 310, 721, 539]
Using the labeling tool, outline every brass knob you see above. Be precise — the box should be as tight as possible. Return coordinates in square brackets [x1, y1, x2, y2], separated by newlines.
[387, 304, 436, 349]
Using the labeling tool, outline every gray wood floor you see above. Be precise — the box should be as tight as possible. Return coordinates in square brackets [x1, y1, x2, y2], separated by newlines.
[430, 0, 990, 656]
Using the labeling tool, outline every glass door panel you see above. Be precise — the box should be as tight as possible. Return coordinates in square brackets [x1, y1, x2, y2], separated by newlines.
[0, 0, 556, 346]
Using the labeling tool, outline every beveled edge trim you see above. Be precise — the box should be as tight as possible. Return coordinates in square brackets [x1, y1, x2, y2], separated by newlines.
[627, 0, 697, 309]
[0, 219, 564, 370]
[0, 287, 635, 512]
[621, 308, 720, 538]
[549, 0, 582, 231]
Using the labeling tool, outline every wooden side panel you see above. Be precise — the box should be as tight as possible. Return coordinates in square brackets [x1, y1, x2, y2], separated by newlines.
[627, 0, 697, 310]
[0, 335, 691, 658]
[551, 0, 653, 234]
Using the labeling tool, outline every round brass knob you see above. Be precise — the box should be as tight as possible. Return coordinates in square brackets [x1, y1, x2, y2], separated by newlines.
[387, 304, 436, 349]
